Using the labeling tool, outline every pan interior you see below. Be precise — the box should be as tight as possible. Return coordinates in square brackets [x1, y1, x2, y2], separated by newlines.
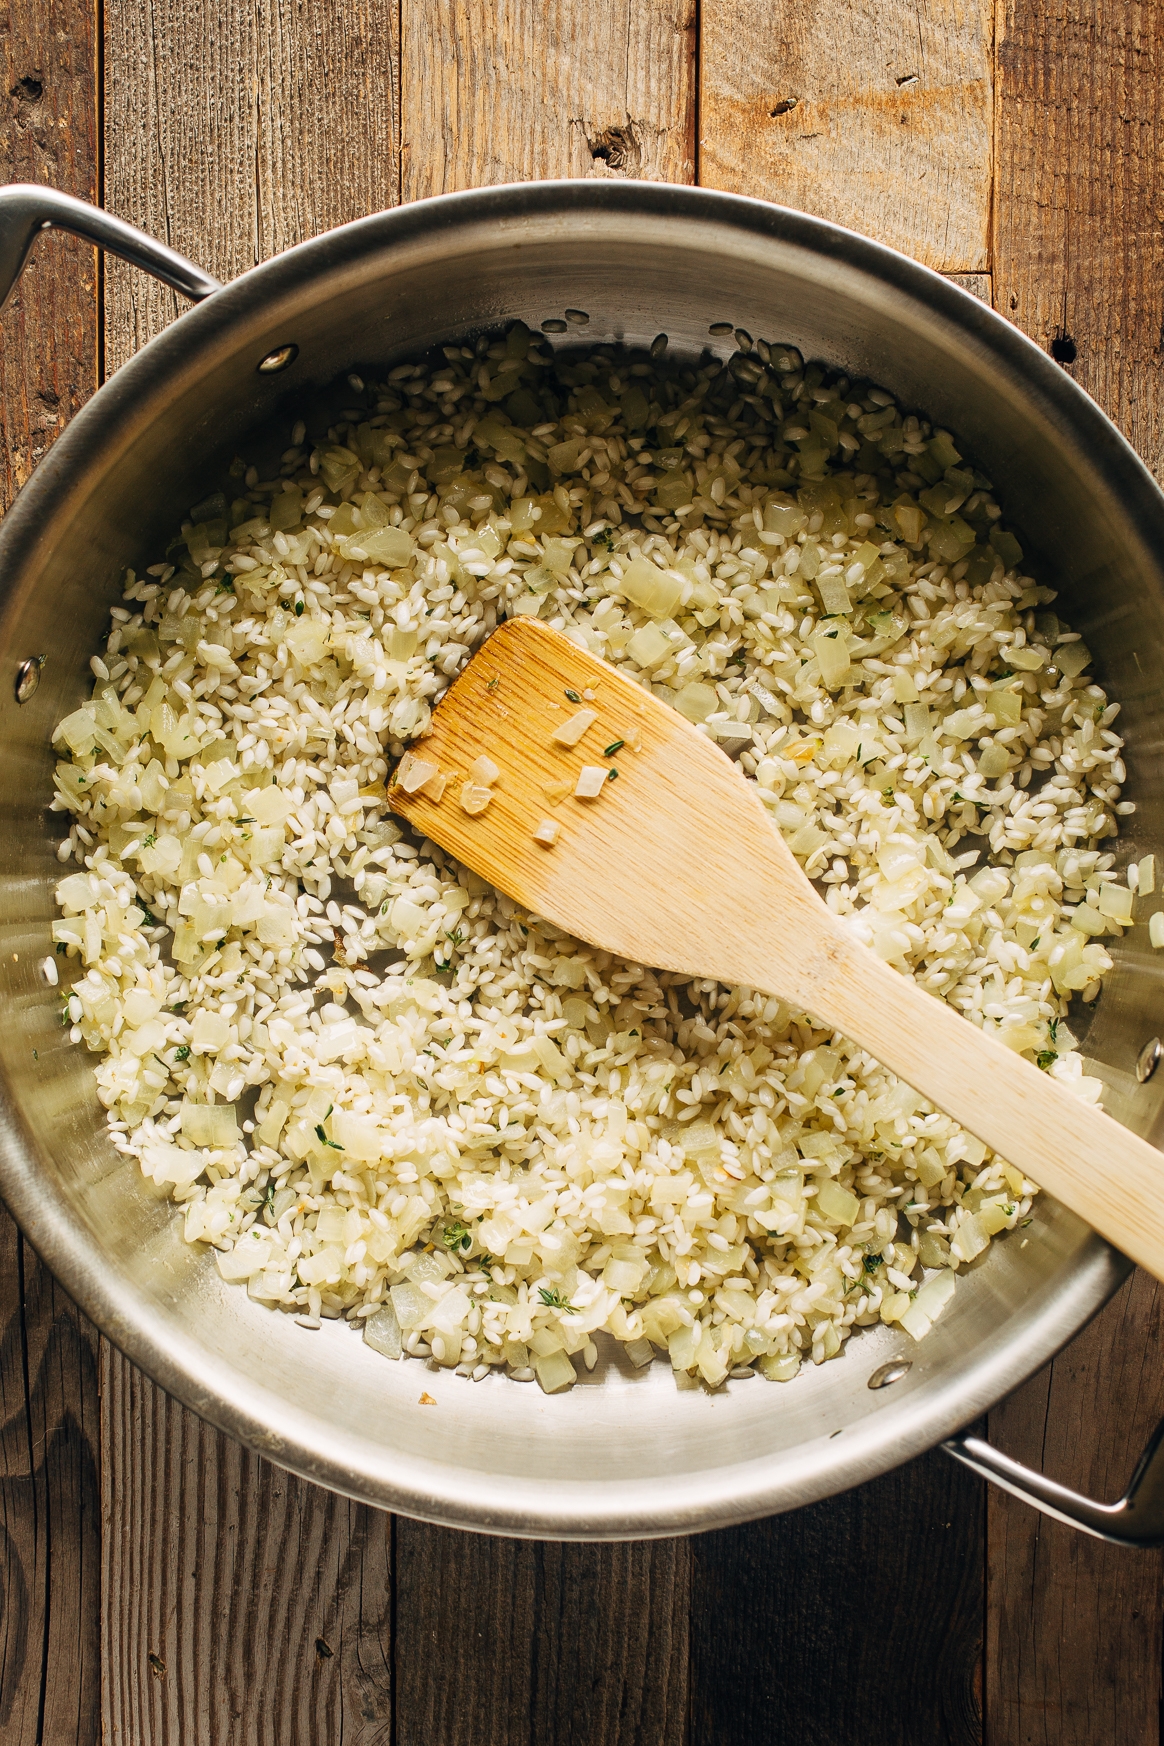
[0, 186, 1155, 1535]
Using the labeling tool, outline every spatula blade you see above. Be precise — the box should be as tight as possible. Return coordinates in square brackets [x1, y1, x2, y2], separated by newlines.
[387, 618, 802, 985]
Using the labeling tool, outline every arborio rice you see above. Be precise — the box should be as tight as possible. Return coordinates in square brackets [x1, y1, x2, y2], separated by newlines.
[49, 323, 1138, 1394]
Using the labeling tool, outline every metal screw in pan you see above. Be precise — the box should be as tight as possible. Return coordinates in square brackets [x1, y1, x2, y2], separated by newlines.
[14, 655, 44, 702]
[1137, 1037, 1162, 1084]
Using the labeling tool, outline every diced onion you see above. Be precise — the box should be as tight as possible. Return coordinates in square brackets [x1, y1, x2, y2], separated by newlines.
[533, 818, 559, 846]
[469, 754, 500, 784]
[460, 782, 493, 815]
[397, 751, 439, 794]
[551, 709, 596, 747]
[574, 766, 607, 799]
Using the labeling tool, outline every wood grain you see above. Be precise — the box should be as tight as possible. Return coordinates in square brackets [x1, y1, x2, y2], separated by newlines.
[400, 0, 696, 201]
[993, 0, 1164, 483]
[0, 0, 99, 511]
[394, 1520, 689, 1746]
[0, 2, 101, 1739]
[98, 8, 401, 1740]
[102, 0, 401, 368]
[690, 1446, 984, 1746]
[986, 2, 1164, 1737]
[986, 1273, 1164, 1745]
[0, 1210, 101, 1746]
[699, 0, 993, 271]
[100, 1347, 391, 1745]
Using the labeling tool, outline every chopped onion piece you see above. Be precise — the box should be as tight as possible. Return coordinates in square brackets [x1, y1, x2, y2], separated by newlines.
[574, 766, 607, 799]
[460, 782, 493, 816]
[1150, 911, 1164, 950]
[542, 778, 572, 806]
[622, 721, 642, 751]
[533, 818, 559, 846]
[469, 754, 500, 784]
[397, 751, 439, 794]
[552, 709, 597, 747]
[420, 769, 448, 803]
[1138, 854, 1156, 896]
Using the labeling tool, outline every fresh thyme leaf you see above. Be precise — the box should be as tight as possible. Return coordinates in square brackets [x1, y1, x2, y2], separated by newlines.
[863, 1252, 882, 1273]
[607, 766, 619, 781]
[603, 740, 624, 757]
[538, 1286, 577, 1313]
[565, 688, 581, 703]
[294, 599, 305, 616]
[442, 1220, 473, 1252]
[1036, 1049, 1057, 1070]
[314, 1123, 343, 1150]
[174, 1045, 190, 1062]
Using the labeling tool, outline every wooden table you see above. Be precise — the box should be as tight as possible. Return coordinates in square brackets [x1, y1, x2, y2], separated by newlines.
[2, 2, 1162, 1739]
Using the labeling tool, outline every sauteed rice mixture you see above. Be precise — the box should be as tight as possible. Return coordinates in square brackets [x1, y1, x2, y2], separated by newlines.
[48, 322, 1134, 1392]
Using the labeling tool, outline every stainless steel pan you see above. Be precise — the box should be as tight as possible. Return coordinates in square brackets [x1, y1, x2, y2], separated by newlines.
[2, 178, 1163, 1542]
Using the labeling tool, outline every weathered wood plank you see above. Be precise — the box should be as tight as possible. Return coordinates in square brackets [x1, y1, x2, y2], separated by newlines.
[400, 0, 696, 201]
[986, 1273, 1164, 1746]
[102, 0, 401, 367]
[993, 0, 1164, 483]
[948, 272, 992, 303]
[393, 1521, 689, 1746]
[690, 1447, 983, 1746]
[100, 1347, 391, 1746]
[987, 3, 1164, 1736]
[0, 0, 99, 510]
[99, 7, 401, 1739]
[0, 1, 101, 1737]
[0, 1209, 101, 1746]
[699, 0, 992, 272]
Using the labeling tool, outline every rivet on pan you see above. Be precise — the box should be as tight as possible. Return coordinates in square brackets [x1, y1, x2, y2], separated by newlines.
[868, 1359, 912, 1390]
[15, 655, 45, 703]
[257, 343, 298, 375]
[540, 318, 567, 334]
[564, 308, 590, 326]
[1136, 1036, 1162, 1084]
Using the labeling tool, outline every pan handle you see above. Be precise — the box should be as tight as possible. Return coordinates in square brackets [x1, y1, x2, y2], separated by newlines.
[942, 1419, 1164, 1547]
[0, 183, 221, 313]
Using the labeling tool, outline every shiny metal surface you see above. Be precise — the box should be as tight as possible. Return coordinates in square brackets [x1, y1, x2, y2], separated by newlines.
[2, 179, 1163, 1539]
[944, 1419, 1164, 1547]
[0, 184, 222, 313]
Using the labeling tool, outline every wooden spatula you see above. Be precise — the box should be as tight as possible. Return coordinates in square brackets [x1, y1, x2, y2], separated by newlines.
[389, 616, 1164, 1281]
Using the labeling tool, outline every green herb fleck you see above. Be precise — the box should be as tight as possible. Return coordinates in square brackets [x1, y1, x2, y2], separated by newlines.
[314, 1123, 343, 1150]
[141, 832, 157, 849]
[863, 1252, 882, 1273]
[486, 676, 500, 692]
[882, 787, 894, 802]
[603, 739, 624, 757]
[565, 688, 582, 703]
[538, 1286, 577, 1313]
[174, 1044, 190, 1062]
[442, 1220, 473, 1253]
[294, 599, 305, 616]
[1036, 1049, 1057, 1071]
[607, 766, 619, 781]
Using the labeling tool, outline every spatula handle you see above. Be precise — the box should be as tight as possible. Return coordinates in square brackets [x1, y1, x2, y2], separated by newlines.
[786, 926, 1164, 1282]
